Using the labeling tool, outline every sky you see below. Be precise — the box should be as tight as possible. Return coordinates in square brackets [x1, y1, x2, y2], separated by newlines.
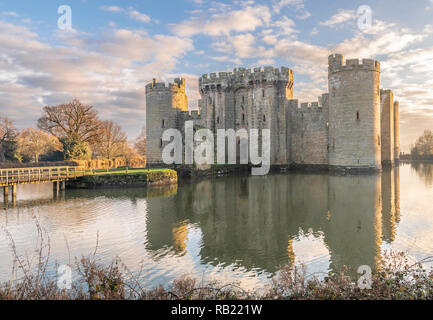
[0, 0, 433, 152]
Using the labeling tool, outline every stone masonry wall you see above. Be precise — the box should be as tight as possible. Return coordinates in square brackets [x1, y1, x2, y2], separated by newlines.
[394, 101, 400, 160]
[328, 54, 382, 170]
[199, 66, 294, 165]
[146, 78, 188, 164]
[380, 89, 395, 164]
[290, 98, 329, 165]
[146, 54, 399, 170]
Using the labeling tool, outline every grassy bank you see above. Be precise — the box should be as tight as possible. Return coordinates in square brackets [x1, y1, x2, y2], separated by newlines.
[67, 168, 177, 189]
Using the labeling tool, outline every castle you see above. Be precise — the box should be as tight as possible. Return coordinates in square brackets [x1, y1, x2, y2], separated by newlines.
[146, 54, 400, 171]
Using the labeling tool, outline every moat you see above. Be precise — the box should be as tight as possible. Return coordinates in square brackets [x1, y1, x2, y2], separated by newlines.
[0, 163, 432, 290]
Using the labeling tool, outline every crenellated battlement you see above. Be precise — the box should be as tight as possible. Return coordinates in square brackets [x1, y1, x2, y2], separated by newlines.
[145, 78, 186, 93]
[199, 66, 293, 90]
[290, 98, 325, 113]
[328, 54, 380, 73]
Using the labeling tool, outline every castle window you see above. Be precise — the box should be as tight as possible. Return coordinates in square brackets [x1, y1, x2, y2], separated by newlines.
[356, 111, 360, 121]
[242, 96, 245, 104]
[332, 138, 335, 151]
[160, 138, 163, 147]
[217, 116, 220, 124]
[378, 136, 381, 146]
[242, 113, 245, 124]
[262, 89, 265, 98]
[162, 119, 165, 128]
[263, 115, 266, 122]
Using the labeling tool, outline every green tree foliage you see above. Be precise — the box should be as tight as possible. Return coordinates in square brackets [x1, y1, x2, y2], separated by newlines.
[61, 137, 91, 160]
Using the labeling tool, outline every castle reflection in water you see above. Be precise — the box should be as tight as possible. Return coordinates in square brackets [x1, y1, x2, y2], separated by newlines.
[145, 167, 402, 274]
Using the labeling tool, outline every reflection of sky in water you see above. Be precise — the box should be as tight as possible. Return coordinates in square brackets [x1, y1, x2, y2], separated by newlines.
[0, 163, 433, 290]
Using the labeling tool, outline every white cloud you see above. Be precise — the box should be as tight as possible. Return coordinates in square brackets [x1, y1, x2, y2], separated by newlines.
[128, 10, 151, 23]
[171, 5, 271, 37]
[100, 5, 123, 13]
[1, 11, 19, 17]
[0, 20, 194, 138]
[273, 0, 305, 13]
[274, 17, 298, 36]
[320, 9, 356, 28]
[100, 5, 152, 23]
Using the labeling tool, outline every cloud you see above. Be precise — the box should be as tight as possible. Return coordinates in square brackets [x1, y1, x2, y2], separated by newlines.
[0, 20, 194, 139]
[99, 5, 123, 13]
[171, 5, 271, 37]
[320, 9, 356, 28]
[273, 0, 305, 13]
[272, 0, 310, 20]
[100, 5, 152, 23]
[128, 10, 151, 23]
[1, 11, 19, 17]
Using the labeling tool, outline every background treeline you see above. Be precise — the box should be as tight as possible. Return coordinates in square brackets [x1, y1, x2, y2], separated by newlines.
[410, 130, 433, 160]
[0, 100, 146, 168]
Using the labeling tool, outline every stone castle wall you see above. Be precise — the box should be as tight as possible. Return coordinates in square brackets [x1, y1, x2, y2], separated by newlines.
[146, 54, 399, 170]
[289, 97, 329, 165]
[328, 54, 382, 170]
[380, 89, 395, 165]
[145, 78, 188, 164]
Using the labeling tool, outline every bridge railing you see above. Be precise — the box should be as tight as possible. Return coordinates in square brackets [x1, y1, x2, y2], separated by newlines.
[0, 166, 86, 186]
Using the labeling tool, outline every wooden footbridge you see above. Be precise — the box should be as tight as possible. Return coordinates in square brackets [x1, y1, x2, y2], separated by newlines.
[1, 166, 85, 204]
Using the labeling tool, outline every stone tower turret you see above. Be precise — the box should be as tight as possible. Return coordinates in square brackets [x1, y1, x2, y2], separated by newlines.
[380, 89, 395, 165]
[394, 101, 400, 161]
[146, 78, 188, 165]
[328, 54, 381, 170]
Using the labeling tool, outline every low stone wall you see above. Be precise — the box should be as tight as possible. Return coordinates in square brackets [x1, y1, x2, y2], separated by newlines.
[67, 170, 177, 189]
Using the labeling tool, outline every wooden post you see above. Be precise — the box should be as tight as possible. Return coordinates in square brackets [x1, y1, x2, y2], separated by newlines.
[60, 180, 66, 191]
[3, 186, 8, 205]
[11, 184, 17, 205]
[53, 181, 59, 198]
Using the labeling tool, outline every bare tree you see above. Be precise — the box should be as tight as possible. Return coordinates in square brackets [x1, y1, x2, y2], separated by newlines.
[411, 130, 433, 158]
[134, 126, 146, 157]
[93, 120, 128, 159]
[37, 99, 102, 144]
[0, 117, 19, 162]
[0, 117, 18, 143]
[17, 128, 62, 163]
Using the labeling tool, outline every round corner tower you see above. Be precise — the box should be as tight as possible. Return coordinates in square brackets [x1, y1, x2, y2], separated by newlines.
[328, 54, 381, 170]
[146, 78, 188, 165]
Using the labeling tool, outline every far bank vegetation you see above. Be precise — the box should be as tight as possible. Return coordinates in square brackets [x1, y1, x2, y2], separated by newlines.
[0, 100, 146, 169]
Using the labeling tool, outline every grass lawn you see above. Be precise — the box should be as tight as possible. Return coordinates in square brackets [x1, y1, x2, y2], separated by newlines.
[84, 168, 174, 176]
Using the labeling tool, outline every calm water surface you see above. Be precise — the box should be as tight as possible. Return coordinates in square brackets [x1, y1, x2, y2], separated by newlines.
[1, 163, 432, 290]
